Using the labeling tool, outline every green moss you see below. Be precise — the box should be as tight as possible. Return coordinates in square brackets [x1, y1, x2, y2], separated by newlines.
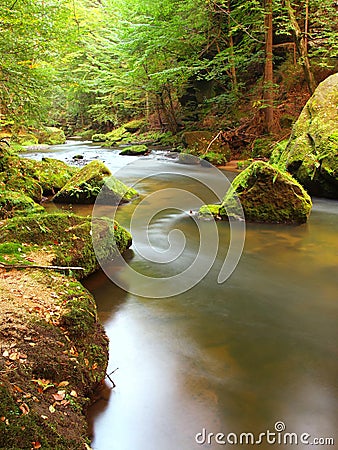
[102, 126, 131, 146]
[92, 133, 108, 142]
[201, 151, 227, 165]
[123, 118, 147, 132]
[0, 172, 43, 202]
[0, 190, 44, 219]
[30, 158, 78, 195]
[252, 137, 274, 158]
[198, 204, 221, 218]
[0, 384, 76, 449]
[220, 161, 312, 224]
[277, 73, 338, 198]
[12, 132, 39, 146]
[0, 212, 132, 278]
[120, 144, 149, 156]
[33, 127, 66, 145]
[54, 160, 138, 204]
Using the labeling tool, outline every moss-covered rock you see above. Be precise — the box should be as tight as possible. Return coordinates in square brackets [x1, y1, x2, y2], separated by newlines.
[201, 151, 228, 166]
[120, 144, 149, 156]
[92, 133, 108, 142]
[33, 126, 66, 145]
[0, 212, 132, 278]
[102, 126, 131, 146]
[30, 157, 78, 195]
[198, 204, 221, 219]
[276, 73, 338, 198]
[123, 118, 147, 132]
[53, 160, 138, 204]
[14, 133, 39, 146]
[0, 190, 44, 219]
[0, 149, 77, 198]
[219, 161, 312, 224]
[0, 171, 43, 202]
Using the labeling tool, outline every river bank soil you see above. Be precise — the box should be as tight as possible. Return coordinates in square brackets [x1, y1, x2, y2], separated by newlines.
[0, 261, 108, 449]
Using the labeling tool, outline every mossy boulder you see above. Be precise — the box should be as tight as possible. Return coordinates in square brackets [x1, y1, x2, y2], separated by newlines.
[0, 190, 44, 219]
[92, 133, 108, 142]
[53, 160, 138, 204]
[0, 171, 43, 202]
[123, 118, 147, 132]
[276, 73, 338, 198]
[102, 126, 131, 146]
[198, 204, 222, 219]
[120, 144, 149, 156]
[0, 212, 132, 278]
[33, 127, 66, 145]
[0, 149, 77, 198]
[30, 157, 78, 195]
[219, 161, 312, 224]
[12, 132, 39, 146]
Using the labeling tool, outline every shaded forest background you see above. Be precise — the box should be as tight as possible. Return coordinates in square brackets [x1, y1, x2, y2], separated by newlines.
[1, 0, 337, 149]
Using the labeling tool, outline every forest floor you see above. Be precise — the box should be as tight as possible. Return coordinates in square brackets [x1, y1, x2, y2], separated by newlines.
[0, 248, 107, 449]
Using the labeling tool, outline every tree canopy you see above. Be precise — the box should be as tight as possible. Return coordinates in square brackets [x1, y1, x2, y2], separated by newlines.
[0, 0, 337, 133]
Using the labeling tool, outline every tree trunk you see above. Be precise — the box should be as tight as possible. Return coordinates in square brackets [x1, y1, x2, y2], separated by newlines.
[285, 0, 317, 94]
[227, 0, 238, 91]
[264, 0, 274, 133]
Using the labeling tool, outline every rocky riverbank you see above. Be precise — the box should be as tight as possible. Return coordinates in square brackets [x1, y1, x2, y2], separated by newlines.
[0, 145, 133, 449]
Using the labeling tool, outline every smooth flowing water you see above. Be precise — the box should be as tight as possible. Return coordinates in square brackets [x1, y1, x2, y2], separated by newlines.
[24, 142, 338, 449]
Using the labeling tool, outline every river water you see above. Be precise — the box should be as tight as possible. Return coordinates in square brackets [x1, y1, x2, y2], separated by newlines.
[23, 141, 338, 449]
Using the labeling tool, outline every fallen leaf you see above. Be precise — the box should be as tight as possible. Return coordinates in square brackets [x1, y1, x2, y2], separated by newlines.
[13, 385, 24, 393]
[48, 405, 56, 413]
[52, 392, 65, 401]
[57, 381, 69, 388]
[2, 350, 9, 357]
[40, 415, 48, 420]
[19, 403, 30, 415]
[70, 390, 77, 398]
[32, 441, 41, 449]
[0, 417, 5, 422]
[9, 352, 19, 361]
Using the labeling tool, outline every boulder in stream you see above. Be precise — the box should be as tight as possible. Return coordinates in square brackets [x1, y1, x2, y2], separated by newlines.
[200, 161, 312, 224]
[275, 73, 338, 198]
[53, 160, 138, 204]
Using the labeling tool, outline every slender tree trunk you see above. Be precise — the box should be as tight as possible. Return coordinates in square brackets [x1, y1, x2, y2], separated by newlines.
[264, 0, 274, 133]
[285, 0, 317, 94]
[227, 0, 237, 91]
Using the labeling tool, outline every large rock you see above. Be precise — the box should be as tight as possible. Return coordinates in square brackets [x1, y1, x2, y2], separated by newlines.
[0, 147, 76, 198]
[0, 190, 44, 219]
[276, 73, 338, 198]
[30, 157, 78, 195]
[53, 160, 138, 204]
[220, 161, 312, 224]
[33, 127, 66, 145]
[0, 212, 132, 278]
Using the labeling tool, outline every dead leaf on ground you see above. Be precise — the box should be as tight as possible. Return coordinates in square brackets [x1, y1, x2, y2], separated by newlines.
[19, 403, 30, 415]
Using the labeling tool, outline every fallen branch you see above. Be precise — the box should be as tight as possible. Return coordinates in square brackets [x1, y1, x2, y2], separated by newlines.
[0, 262, 84, 271]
